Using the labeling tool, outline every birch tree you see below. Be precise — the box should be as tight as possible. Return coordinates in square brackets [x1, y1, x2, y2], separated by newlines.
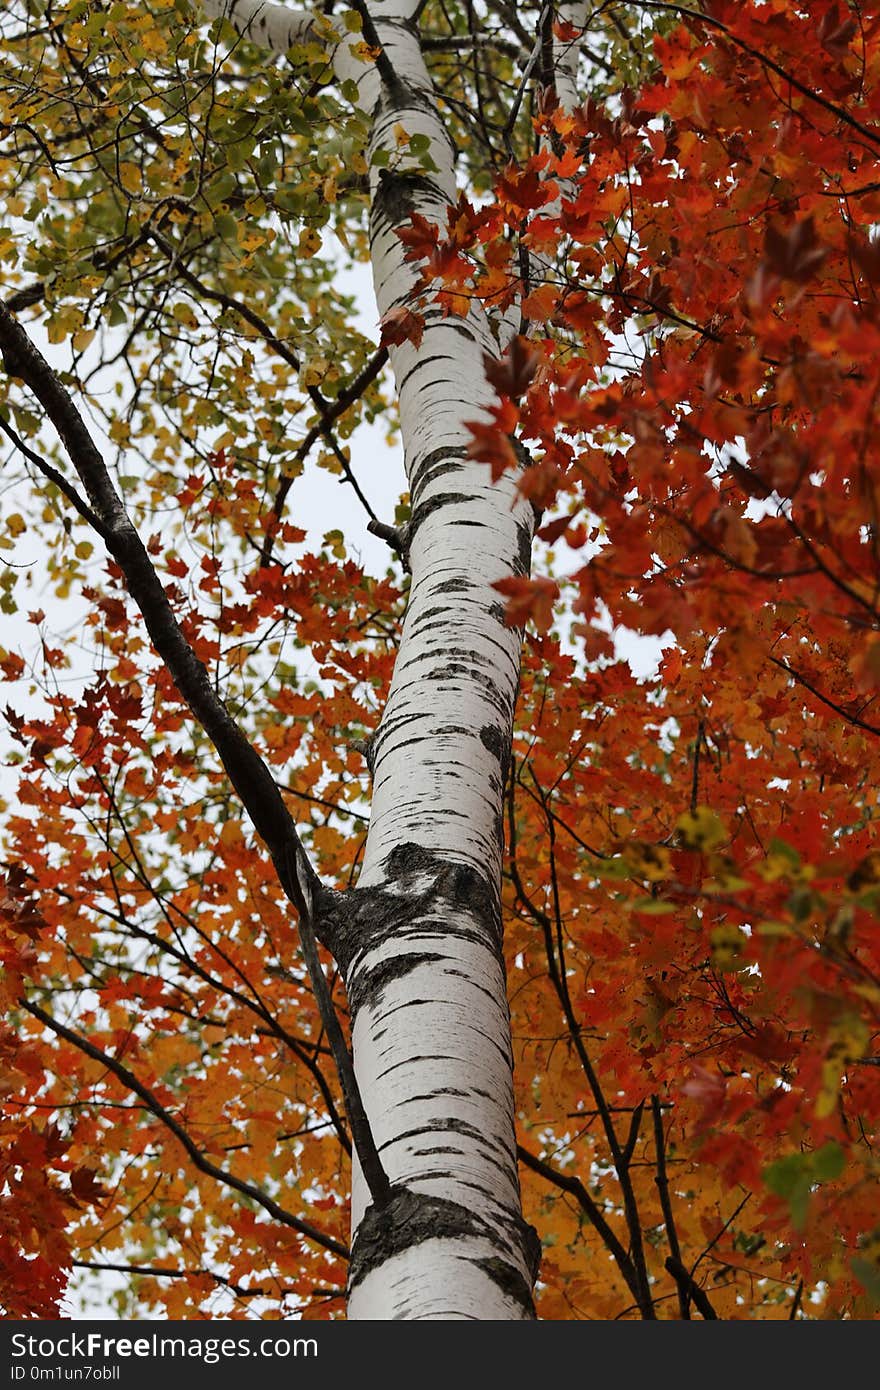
[0, 0, 599, 1320]
[7, 0, 878, 1325]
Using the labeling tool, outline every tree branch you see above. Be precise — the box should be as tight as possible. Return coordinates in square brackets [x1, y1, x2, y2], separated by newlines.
[50, 865, 353, 1158]
[366, 516, 411, 569]
[651, 1095, 691, 1319]
[517, 1143, 642, 1308]
[524, 767, 656, 1318]
[71, 1259, 302, 1300]
[0, 299, 391, 1211]
[628, 1, 880, 153]
[0, 299, 307, 886]
[199, 0, 321, 55]
[261, 344, 388, 564]
[0, 409, 109, 541]
[145, 228, 388, 561]
[345, 0, 403, 92]
[21, 998, 348, 1261]
[768, 655, 880, 737]
[663, 1256, 718, 1320]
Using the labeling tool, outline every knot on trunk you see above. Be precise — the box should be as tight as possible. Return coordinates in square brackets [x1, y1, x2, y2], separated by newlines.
[349, 1185, 540, 1316]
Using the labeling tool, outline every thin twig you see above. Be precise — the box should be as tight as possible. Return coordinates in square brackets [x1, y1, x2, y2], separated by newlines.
[652, 1095, 691, 1319]
[517, 1143, 642, 1306]
[768, 655, 880, 737]
[0, 300, 391, 1210]
[21, 999, 348, 1260]
[628, 1, 880, 153]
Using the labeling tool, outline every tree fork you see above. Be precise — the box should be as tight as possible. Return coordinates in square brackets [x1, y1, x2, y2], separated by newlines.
[0, 298, 391, 1213]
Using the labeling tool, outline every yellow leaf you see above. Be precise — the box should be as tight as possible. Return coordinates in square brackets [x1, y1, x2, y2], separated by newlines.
[300, 356, 328, 388]
[817, 1014, 870, 1117]
[676, 806, 727, 852]
[219, 819, 243, 847]
[316, 450, 343, 475]
[323, 528, 346, 559]
[140, 28, 167, 55]
[118, 162, 142, 194]
[298, 227, 322, 258]
[349, 40, 381, 62]
[621, 840, 671, 883]
[171, 302, 197, 329]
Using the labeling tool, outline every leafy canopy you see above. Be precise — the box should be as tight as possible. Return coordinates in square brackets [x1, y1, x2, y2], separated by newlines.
[2, 0, 880, 1320]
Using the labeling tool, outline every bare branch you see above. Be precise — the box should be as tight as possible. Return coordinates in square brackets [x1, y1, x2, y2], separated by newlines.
[651, 1095, 692, 1319]
[768, 655, 880, 737]
[625, 1, 880, 153]
[0, 409, 109, 540]
[517, 1143, 642, 1307]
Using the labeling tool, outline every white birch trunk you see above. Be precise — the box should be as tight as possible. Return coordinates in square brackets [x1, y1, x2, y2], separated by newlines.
[202, 0, 569, 1319]
[331, 4, 538, 1320]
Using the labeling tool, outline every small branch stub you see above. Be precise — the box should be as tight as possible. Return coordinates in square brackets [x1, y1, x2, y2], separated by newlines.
[367, 517, 411, 570]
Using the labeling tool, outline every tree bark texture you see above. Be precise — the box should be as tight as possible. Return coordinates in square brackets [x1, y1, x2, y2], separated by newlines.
[179, 0, 587, 1318]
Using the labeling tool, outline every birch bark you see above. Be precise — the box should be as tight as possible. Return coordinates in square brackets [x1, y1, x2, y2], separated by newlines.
[200, 0, 584, 1319]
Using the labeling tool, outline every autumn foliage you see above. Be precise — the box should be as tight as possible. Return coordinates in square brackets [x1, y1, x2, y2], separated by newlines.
[3, 0, 880, 1319]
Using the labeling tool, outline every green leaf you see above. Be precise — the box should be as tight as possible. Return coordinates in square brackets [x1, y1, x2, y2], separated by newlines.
[763, 1143, 845, 1230]
[763, 1153, 811, 1229]
[213, 212, 240, 243]
[768, 837, 802, 867]
[206, 171, 237, 208]
[851, 1257, 880, 1306]
[788, 885, 815, 922]
[811, 1141, 845, 1183]
[593, 857, 631, 881]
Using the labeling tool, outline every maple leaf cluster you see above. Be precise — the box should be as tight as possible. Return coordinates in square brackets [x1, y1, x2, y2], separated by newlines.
[402, 0, 880, 1317]
[5, 0, 880, 1321]
[1, 549, 403, 1318]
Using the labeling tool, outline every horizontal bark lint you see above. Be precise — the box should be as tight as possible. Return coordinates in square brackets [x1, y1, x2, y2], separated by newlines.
[409, 489, 480, 539]
[354, 951, 446, 1015]
[410, 446, 468, 501]
[430, 575, 471, 594]
[475, 1256, 538, 1318]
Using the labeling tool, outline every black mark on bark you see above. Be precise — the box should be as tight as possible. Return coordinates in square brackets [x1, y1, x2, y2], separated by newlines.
[349, 1185, 540, 1318]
